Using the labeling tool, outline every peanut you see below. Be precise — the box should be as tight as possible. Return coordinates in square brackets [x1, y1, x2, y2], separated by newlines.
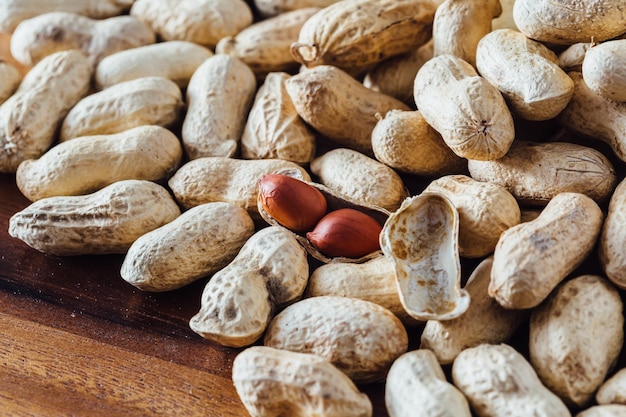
[582, 39, 626, 102]
[0, 61, 21, 105]
[182, 55, 256, 159]
[189, 226, 309, 347]
[241, 71, 316, 165]
[596, 368, 626, 405]
[232, 346, 373, 417]
[558, 42, 592, 72]
[9, 180, 180, 256]
[529, 275, 624, 408]
[121, 202, 255, 292]
[16, 125, 182, 202]
[490, 192, 604, 310]
[130, 0, 253, 49]
[60, 76, 183, 142]
[599, 177, 626, 290]
[95, 41, 213, 90]
[385, 349, 472, 417]
[0, 50, 91, 173]
[576, 405, 626, 417]
[413, 54, 515, 161]
[264, 295, 408, 383]
[452, 343, 572, 417]
[253, 0, 342, 17]
[10, 12, 155, 67]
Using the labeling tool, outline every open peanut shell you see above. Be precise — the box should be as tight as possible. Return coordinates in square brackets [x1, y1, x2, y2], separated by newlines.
[380, 192, 470, 321]
[257, 169, 390, 264]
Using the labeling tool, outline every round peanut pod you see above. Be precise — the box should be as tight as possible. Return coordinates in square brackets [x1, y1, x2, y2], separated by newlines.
[59, 76, 183, 142]
[0, 0, 134, 33]
[420, 257, 528, 365]
[189, 226, 309, 347]
[452, 343, 572, 417]
[559, 42, 592, 72]
[558, 71, 626, 163]
[433, 0, 502, 67]
[16, 126, 182, 202]
[168, 157, 310, 219]
[424, 174, 521, 258]
[0, 50, 92, 173]
[241, 72, 316, 165]
[253, 0, 342, 17]
[130, 0, 253, 49]
[182, 54, 256, 159]
[363, 39, 434, 105]
[285, 65, 410, 156]
[476, 29, 574, 121]
[413, 54, 515, 161]
[577, 405, 626, 417]
[10, 12, 155, 67]
[582, 39, 626, 102]
[599, 177, 626, 290]
[264, 295, 408, 383]
[291, 0, 437, 76]
[513, 0, 626, 45]
[489, 192, 604, 310]
[385, 350, 472, 417]
[529, 275, 624, 408]
[310, 148, 408, 212]
[120, 202, 254, 292]
[216, 8, 319, 80]
[8, 180, 181, 256]
[95, 41, 213, 90]
[0, 61, 21, 105]
[468, 140, 617, 206]
[596, 368, 626, 405]
[371, 109, 466, 177]
[232, 346, 373, 417]
[380, 192, 471, 321]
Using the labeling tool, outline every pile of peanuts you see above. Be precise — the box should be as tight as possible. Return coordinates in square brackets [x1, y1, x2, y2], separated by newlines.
[3, 0, 626, 416]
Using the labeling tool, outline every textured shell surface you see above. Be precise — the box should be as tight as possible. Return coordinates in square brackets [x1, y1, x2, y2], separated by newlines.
[0, 62, 21, 105]
[600, 177, 626, 290]
[596, 368, 626, 405]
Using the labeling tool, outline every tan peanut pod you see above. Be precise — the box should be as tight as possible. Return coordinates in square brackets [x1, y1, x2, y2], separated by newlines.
[492, 0, 517, 31]
[363, 39, 434, 105]
[285, 65, 411, 155]
[0, 0, 134, 33]
[385, 350, 472, 417]
[264, 295, 408, 383]
[420, 257, 528, 365]
[292, 0, 436, 76]
[8, 180, 180, 256]
[582, 40, 626, 102]
[577, 405, 626, 417]
[371, 109, 466, 177]
[310, 148, 408, 212]
[253, 0, 342, 17]
[380, 192, 471, 321]
[0, 50, 91, 173]
[232, 346, 373, 417]
[241, 72, 316, 164]
[59, 76, 183, 142]
[468, 141, 617, 206]
[95, 41, 213, 90]
[168, 157, 310, 218]
[433, 0, 502, 67]
[130, 0, 253, 49]
[304, 255, 418, 325]
[559, 42, 592, 72]
[216, 8, 319, 80]
[424, 175, 521, 258]
[10, 12, 155, 67]
[513, 0, 626, 45]
[189, 226, 309, 347]
[489, 192, 604, 310]
[413, 54, 515, 161]
[121, 202, 255, 292]
[599, 178, 626, 290]
[476, 29, 574, 121]
[529, 275, 624, 408]
[452, 343, 572, 417]
[596, 368, 626, 405]
[0, 61, 21, 105]
[16, 126, 182, 202]
[558, 71, 626, 162]
[182, 55, 256, 159]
